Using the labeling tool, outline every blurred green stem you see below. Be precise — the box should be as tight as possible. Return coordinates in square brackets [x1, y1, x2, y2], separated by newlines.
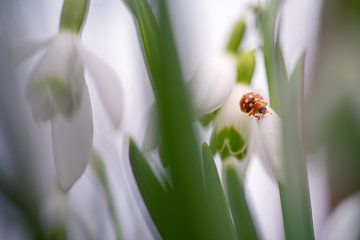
[60, 0, 89, 33]
[91, 152, 122, 240]
[226, 20, 246, 54]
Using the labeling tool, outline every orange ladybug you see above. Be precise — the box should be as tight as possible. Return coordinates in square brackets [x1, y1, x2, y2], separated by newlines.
[240, 92, 270, 120]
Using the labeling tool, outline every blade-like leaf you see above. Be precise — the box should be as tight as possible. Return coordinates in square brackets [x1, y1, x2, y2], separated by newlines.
[224, 161, 259, 240]
[129, 139, 184, 240]
[279, 53, 314, 240]
[202, 144, 237, 240]
[289, 53, 305, 123]
[256, 0, 283, 113]
[122, 0, 161, 92]
[126, 0, 238, 238]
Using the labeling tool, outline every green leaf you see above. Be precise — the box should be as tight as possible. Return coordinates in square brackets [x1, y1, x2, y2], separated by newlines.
[278, 52, 314, 240]
[224, 161, 259, 240]
[126, 1, 239, 238]
[236, 50, 256, 84]
[129, 139, 184, 240]
[122, 0, 161, 91]
[256, 0, 283, 113]
[226, 20, 246, 54]
[289, 53, 305, 123]
[202, 144, 238, 240]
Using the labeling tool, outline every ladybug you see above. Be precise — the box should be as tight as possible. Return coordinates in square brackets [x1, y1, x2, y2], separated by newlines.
[240, 92, 270, 120]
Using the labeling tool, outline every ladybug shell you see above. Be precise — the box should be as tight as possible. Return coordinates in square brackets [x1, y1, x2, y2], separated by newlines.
[240, 92, 264, 113]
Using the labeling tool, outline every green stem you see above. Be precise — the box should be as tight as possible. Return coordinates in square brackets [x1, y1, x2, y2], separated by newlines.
[60, 0, 90, 33]
[91, 152, 123, 240]
[226, 20, 246, 54]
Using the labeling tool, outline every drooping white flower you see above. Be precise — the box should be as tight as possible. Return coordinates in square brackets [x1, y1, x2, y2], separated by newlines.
[210, 84, 253, 176]
[20, 31, 124, 190]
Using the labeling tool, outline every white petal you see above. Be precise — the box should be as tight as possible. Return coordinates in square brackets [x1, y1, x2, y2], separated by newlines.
[142, 105, 158, 152]
[214, 84, 252, 139]
[257, 109, 285, 183]
[190, 54, 237, 115]
[28, 32, 85, 120]
[51, 85, 93, 191]
[322, 193, 360, 240]
[31, 32, 78, 80]
[12, 37, 53, 65]
[77, 45, 123, 128]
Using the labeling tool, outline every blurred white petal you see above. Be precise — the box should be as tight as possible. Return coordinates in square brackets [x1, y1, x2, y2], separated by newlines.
[257, 109, 285, 183]
[28, 32, 84, 120]
[77, 45, 123, 129]
[190, 54, 237, 115]
[322, 192, 360, 240]
[51, 85, 93, 191]
[12, 37, 53, 65]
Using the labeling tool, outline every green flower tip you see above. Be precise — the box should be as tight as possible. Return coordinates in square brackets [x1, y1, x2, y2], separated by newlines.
[60, 0, 90, 33]
[226, 20, 246, 54]
[236, 50, 256, 84]
[27, 76, 80, 121]
[210, 126, 248, 161]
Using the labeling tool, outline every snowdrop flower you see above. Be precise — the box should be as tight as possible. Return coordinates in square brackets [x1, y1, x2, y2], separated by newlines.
[210, 84, 253, 175]
[19, 0, 123, 191]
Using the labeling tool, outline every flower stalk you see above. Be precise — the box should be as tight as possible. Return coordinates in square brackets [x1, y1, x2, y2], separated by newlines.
[60, 0, 90, 33]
